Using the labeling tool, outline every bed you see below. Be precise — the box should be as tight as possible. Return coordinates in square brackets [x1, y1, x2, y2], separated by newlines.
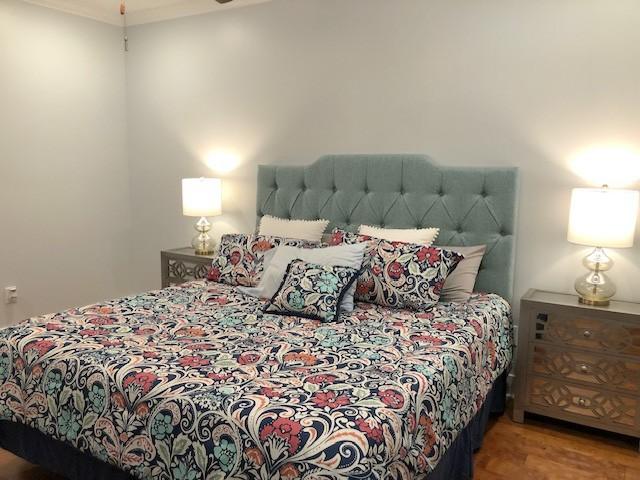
[0, 155, 519, 479]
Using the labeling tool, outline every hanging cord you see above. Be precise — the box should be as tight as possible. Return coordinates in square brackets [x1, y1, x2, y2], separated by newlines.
[120, 1, 128, 52]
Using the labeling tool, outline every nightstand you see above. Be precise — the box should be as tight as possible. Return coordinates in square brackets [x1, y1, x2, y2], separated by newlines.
[514, 289, 640, 447]
[160, 248, 216, 288]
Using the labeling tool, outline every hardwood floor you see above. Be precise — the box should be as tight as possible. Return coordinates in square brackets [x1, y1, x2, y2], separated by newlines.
[0, 406, 638, 479]
[0, 449, 63, 480]
[475, 408, 640, 479]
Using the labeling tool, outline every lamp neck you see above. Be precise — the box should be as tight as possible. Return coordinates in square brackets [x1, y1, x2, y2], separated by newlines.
[590, 247, 608, 262]
[195, 216, 211, 233]
[583, 247, 613, 273]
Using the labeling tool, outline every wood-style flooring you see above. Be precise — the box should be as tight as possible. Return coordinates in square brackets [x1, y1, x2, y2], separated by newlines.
[474, 410, 640, 479]
[0, 405, 638, 479]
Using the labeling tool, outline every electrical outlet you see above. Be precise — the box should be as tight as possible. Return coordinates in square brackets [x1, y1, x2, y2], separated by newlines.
[4, 286, 17, 304]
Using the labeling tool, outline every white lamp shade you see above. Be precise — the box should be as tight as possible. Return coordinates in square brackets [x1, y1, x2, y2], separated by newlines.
[567, 187, 639, 248]
[182, 178, 222, 217]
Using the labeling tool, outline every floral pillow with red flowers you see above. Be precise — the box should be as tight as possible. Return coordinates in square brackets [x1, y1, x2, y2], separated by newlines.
[327, 228, 464, 310]
[207, 234, 318, 287]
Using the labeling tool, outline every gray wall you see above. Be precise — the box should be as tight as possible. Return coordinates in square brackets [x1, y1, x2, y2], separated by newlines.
[0, 0, 131, 324]
[125, 0, 640, 308]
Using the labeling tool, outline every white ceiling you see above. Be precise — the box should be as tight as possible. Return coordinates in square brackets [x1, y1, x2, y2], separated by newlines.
[21, 0, 271, 26]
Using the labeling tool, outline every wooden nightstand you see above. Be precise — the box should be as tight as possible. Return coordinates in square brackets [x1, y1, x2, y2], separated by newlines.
[160, 248, 216, 288]
[514, 289, 640, 447]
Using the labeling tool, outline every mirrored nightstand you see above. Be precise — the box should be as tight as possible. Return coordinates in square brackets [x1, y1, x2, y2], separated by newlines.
[160, 248, 216, 288]
[514, 288, 640, 449]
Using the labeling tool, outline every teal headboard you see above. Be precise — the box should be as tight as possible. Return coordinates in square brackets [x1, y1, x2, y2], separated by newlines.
[257, 155, 519, 302]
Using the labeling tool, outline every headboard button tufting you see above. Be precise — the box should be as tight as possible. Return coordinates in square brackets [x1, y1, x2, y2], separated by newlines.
[257, 157, 518, 302]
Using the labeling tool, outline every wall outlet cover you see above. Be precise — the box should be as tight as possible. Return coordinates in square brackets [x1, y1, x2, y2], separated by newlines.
[4, 286, 18, 304]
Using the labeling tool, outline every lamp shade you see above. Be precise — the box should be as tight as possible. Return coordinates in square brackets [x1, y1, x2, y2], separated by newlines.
[182, 178, 222, 217]
[567, 187, 639, 248]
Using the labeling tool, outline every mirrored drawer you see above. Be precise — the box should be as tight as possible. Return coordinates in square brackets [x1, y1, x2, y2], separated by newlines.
[529, 376, 638, 428]
[531, 311, 640, 356]
[529, 343, 640, 394]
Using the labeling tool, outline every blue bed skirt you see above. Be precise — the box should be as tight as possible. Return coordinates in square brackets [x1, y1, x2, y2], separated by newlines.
[427, 370, 507, 479]
[0, 372, 506, 480]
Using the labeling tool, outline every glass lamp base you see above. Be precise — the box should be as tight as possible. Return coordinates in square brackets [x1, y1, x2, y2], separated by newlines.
[192, 234, 215, 255]
[574, 247, 615, 307]
[191, 217, 216, 255]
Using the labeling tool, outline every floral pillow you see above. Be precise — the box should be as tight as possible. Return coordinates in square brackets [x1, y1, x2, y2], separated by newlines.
[327, 228, 464, 310]
[207, 234, 318, 287]
[264, 259, 362, 322]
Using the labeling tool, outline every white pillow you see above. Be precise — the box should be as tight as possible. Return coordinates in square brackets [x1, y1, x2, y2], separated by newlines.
[358, 225, 439, 245]
[258, 215, 329, 242]
[240, 243, 366, 312]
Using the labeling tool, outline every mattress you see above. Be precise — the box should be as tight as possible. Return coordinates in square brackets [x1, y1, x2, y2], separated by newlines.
[0, 280, 512, 479]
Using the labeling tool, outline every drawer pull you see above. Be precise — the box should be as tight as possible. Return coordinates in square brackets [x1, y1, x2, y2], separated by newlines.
[579, 364, 590, 373]
[577, 397, 587, 407]
[583, 330, 593, 339]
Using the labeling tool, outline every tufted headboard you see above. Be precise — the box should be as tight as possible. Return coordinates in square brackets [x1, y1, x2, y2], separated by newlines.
[257, 155, 519, 302]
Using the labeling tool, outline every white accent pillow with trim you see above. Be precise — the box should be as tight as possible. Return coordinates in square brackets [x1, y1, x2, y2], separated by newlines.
[358, 225, 439, 245]
[240, 243, 366, 312]
[258, 215, 329, 242]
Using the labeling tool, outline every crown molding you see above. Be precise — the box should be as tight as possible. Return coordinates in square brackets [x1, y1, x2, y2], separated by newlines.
[127, 0, 271, 26]
[20, 0, 271, 27]
[22, 0, 122, 25]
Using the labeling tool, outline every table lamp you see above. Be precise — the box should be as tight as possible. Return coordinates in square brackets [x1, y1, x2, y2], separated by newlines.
[567, 185, 639, 306]
[182, 178, 222, 255]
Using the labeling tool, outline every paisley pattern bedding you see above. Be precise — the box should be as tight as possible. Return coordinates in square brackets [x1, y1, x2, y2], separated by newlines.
[208, 234, 318, 287]
[327, 228, 464, 311]
[0, 281, 511, 480]
[264, 259, 362, 322]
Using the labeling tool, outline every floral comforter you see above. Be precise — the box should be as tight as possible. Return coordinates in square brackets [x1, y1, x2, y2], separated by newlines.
[0, 281, 511, 479]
